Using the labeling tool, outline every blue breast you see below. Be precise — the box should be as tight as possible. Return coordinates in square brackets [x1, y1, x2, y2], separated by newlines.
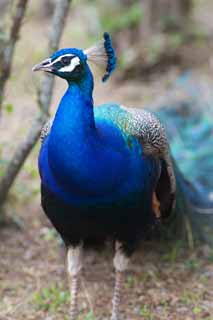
[39, 115, 159, 209]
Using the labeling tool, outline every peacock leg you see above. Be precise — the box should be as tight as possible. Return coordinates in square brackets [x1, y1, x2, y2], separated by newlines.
[111, 241, 129, 320]
[67, 244, 83, 320]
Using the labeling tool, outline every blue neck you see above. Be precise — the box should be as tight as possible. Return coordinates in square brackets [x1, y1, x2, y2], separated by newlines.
[48, 69, 127, 195]
[66, 67, 95, 133]
[67, 66, 94, 107]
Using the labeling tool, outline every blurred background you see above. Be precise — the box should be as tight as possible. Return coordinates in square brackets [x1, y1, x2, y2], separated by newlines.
[0, 1, 213, 319]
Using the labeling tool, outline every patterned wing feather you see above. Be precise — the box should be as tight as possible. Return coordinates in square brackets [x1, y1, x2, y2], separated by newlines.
[120, 105, 176, 218]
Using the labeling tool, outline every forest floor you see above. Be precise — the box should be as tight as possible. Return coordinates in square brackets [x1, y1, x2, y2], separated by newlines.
[1, 1, 213, 320]
[0, 196, 213, 320]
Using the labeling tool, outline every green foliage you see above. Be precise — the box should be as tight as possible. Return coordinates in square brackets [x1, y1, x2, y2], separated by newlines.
[84, 311, 96, 320]
[0, 30, 7, 42]
[169, 32, 184, 50]
[64, 311, 96, 320]
[125, 274, 135, 288]
[139, 271, 154, 284]
[0, 144, 8, 178]
[4, 103, 14, 114]
[24, 163, 39, 179]
[207, 248, 213, 262]
[140, 304, 154, 320]
[161, 241, 182, 263]
[0, 168, 4, 178]
[184, 258, 201, 271]
[180, 289, 201, 306]
[101, 3, 143, 33]
[32, 283, 70, 312]
[192, 306, 202, 315]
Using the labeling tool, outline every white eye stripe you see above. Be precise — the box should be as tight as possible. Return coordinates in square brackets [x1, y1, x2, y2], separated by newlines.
[59, 56, 80, 73]
[49, 54, 75, 66]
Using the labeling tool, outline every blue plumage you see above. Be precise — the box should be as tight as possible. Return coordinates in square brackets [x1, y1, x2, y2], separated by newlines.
[34, 36, 162, 239]
[102, 32, 117, 82]
[33, 34, 213, 320]
[38, 58, 160, 236]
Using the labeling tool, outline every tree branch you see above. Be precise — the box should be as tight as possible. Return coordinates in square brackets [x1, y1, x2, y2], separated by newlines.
[0, 0, 28, 110]
[0, 0, 72, 206]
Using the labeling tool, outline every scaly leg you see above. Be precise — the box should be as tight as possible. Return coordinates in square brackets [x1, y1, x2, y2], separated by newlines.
[111, 241, 129, 320]
[67, 244, 83, 320]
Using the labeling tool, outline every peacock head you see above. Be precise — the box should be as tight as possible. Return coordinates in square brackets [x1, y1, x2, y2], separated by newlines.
[32, 32, 117, 83]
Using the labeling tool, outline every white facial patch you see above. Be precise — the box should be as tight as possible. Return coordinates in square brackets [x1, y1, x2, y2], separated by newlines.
[59, 56, 80, 73]
[50, 54, 74, 65]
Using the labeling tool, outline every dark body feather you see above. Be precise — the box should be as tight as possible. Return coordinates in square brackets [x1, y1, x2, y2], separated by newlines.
[41, 185, 155, 252]
[41, 153, 160, 253]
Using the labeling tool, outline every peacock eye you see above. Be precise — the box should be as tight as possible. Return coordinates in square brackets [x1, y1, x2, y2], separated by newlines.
[61, 56, 72, 65]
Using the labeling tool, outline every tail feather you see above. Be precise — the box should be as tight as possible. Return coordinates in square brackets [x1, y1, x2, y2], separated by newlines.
[153, 73, 213, 244]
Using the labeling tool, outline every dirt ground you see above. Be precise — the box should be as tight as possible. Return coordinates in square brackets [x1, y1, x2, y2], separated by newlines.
[1, 1, 213, 320]
[0, 196, 213, 320]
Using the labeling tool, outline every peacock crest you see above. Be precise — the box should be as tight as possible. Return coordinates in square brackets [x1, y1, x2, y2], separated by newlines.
[84, 32, 117, 82]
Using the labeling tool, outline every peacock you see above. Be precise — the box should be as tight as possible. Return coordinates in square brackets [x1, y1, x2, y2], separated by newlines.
[32, 33, 213, 320]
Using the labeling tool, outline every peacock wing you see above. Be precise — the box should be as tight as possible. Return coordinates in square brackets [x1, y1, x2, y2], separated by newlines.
[120, 105, 176, 220]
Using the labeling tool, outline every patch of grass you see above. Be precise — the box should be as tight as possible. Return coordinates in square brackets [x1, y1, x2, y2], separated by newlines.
[207, 249, 213, 262]
[84, 311, 96, 320]
[24, 163, 39, 179]
[4, 103, 14, 114]
[140, 304, 154, 320]
[125, 275, 135, 288]
[159, 299, 170, 313]
[180, 289, 201, 306]
[184, 259, 201, 271]
[199, 274, 209, 285]
[63, 312, 96, 320]
[192, 305, 202, 315]
[169, 32, 184, 50]
[162, 241, 182, 263]
[32, 283, 70, 312]
[139, 269, 160, 284]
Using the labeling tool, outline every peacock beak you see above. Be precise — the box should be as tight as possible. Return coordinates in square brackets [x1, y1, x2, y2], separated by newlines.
[32, 58, 53, 72]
